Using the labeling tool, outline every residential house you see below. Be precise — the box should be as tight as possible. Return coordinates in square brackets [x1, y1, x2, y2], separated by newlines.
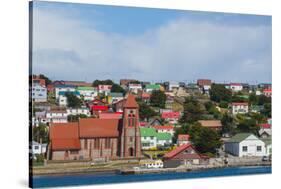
[145, 84, 161, 93]
[147, 118, 162, 127]
[30, 141, 47, 157]
[106, 92, 124, 104]
[120, 79, 138, 86]
[163, 144, 209, 168]
[177, 134, 190, 146]
[54, 84, 76, 99]
[66, 107, 91, 117]
[140, 127, 172, 150]
[197, 79, 212, 94]
[31, 84, 47, 102]
[32, 76, 46, 87]
[128, 83, 142, 94]
[49, 94, 142, 160]
[98, 85, 112, 95]
[261, 137, 272, 156]
[77, 86, 98, 101]
[258, 83, 272, 89]
[224, 133, 267, 157]
[112, 99, 126, 113]
[141, 92, 151, 104]
[168, 81, 180, 91]
[46, 110, 68, 124]
[198, 120, 222, 131]
[153, 125, 175, 136]
[263, 88, 272, 97]
[231, 102, 249, 115]
[140, 128, 157, 150]
[58, 91, 80, 106]
[161, 112, 180, 124]
[229, 83, 243, 92]
[258, 123, 272, 138]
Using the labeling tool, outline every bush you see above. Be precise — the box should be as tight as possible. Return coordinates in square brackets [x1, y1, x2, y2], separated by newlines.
[219, 101, 229, 108]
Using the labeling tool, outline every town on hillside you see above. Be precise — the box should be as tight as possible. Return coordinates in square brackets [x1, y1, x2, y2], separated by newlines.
[30, 75, 272, 173]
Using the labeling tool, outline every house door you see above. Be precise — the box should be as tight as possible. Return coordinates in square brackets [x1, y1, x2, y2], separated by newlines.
[64, 151, 69, 160]
[129, 147, 134, 156]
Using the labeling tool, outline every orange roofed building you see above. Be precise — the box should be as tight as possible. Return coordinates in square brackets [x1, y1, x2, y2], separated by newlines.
[49, 94, 142, 161]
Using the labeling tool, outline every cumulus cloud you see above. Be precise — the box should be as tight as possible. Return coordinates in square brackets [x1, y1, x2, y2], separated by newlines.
[32, 5, 272, 84]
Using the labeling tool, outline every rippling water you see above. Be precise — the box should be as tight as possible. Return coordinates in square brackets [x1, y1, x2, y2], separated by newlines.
[32, 166, 271, 188]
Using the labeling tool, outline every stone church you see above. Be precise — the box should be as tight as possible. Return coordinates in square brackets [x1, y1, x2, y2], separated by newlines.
[49, 94, 142, 160]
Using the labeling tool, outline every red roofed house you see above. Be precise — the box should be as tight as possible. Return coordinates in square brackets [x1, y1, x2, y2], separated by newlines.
[263, 88, 272, 97]
[177, 134, 190, 146]
[197, 79, 212, 94]
[98, 85, 112, 95]
[161, 112, 180, 124]
[163, 144, 209, 168]
[49, 94, 142, 161]
[229, 83, 243, 92]
[91, 105, 109, 116]
[153, 125, 175, 136]
[231, 102, 249, 115]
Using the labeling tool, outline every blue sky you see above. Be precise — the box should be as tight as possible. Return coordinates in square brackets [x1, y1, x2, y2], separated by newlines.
[32, 1, 272, 84]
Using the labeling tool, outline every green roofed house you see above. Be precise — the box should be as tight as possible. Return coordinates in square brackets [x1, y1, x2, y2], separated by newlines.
[145, 84, 161, 93]
[76, 86, 98, 101]
[140, 128, 172, 150]
[225, 133, 269, 157]
[140, 128, 157, 150]
[156, 133, 172, 146]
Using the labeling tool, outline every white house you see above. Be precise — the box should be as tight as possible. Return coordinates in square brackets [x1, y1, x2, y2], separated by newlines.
[168, 81, 180, 91]
[156, 133, 173, 147]
[30, 141, 47, 155]
[54, 85, 76, 99]
[58, 91, 80, 106]
[139, 159, 164, 169]
[66, 107, 90, 116]
[229, 83, 243, 92]
[231, 102, 249, 114]
[224, 133, 267, 157]
[31, 84, 47, 102]
[153, 125, 175, 136]
[98, 85, 112, 95]
[128, 83, 142, 94]
[140, 128, 157, 150]
[177, 134, 190, 146]
[76, 86, 98, 101]
[46, 110, 68, 124]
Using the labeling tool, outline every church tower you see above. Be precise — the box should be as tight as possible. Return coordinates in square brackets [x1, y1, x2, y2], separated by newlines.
[121, 94, 141, 158]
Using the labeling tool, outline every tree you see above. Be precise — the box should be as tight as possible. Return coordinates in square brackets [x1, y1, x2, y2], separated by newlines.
[150, 90, 166, 108]
[67, 114, 88, 122]
[111, 83, 125, 94]
[38, 74, 52, 86]
[261, 103, 271, 118]
[237, 118, 259, 135]
[189, 123, 222, 155]
[92, 79, 114, 87]
[138, 101, 158, 121]
[173, 123, 190, 143]
[209, 84, 232, 103]
[65, 92, 82, 108]
[221, 113, 236, 136]
[32, 123, 49, 143]
[180, 97, 204, 123]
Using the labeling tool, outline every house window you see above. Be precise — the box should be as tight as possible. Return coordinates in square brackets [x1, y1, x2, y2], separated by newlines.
[257, 146, 262, 152]
[150, 136, 154, 140]
[105, 138, 111, 149]
[94, 139, 100, 149]
[34, 146, 39, 150]
[144, 137, 147, 140]
[242, 146, 248, 152]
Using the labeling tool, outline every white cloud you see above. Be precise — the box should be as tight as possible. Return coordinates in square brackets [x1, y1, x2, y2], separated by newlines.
[32, 6, 272, 84]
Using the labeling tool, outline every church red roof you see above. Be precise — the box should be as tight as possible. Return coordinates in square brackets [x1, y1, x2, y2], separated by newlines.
[79, 118, 120, 138]
[124, 94, 139, 108]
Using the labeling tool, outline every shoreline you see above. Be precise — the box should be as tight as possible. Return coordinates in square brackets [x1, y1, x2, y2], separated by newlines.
[32, 162, 271, 177]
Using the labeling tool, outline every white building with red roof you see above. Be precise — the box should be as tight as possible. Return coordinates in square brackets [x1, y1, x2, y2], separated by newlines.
[161, 112, 180, 124]
[231, 102, 249, 115]
[177, 134, 190, 146]
[153, 125, 175, 136]
[263, 88, 272, 97]
[229, 83, 243, 92]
